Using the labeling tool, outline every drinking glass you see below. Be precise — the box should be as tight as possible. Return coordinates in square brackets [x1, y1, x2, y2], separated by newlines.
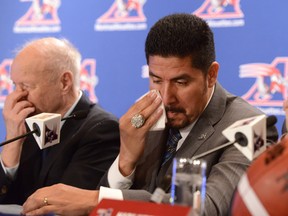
[170, 158, 207, 216]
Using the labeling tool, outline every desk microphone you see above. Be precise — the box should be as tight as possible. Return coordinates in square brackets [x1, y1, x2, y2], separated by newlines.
[265, 115, 278, 145]
[0, 110, 89, 148]
[192, 115, 276, 161]
[266, 115, 277, 128]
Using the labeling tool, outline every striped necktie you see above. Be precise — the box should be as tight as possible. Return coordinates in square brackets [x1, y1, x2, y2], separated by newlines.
[162, 128, 182, 166]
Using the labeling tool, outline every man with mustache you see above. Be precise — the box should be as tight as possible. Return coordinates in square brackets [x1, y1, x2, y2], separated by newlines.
[22, 13, 278, 216]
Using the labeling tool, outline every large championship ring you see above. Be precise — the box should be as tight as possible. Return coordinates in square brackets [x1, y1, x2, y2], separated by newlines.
[131, 114, 145, 128]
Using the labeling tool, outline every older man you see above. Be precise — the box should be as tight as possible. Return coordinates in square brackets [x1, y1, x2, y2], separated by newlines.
[0, 37, 120, 205]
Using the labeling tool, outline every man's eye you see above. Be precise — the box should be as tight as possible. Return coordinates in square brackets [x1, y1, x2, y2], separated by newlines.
[22, 85, 29, 90]
[176, 80, 188, 85]
[153, 79, 162, 84]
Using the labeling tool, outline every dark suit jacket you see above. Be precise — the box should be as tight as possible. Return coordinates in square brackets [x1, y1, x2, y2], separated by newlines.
[99, 82, 278, 216]
[0, 93, 120, 205]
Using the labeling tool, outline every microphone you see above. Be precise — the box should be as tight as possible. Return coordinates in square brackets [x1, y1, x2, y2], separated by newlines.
[265, 115, 278, 145]
[266, 115, 277, 127]
[192, 114, 269, 161]
[0, 110, 89, 148]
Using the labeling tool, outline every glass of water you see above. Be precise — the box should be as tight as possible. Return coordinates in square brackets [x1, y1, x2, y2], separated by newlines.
[170, 158, 207, 216]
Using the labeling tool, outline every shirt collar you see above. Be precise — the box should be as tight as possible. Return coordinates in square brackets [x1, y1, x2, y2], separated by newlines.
[60, 90, 83, 128]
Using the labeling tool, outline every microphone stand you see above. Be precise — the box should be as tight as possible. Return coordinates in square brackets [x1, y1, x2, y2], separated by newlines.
[192, 132, 248, 160]
[0, 123, 41, 147]
[192, 141, 234, 160]
[0, 129, 37, 147]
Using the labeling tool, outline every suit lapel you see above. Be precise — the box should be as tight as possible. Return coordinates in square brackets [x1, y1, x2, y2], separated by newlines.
[38, 116, 83, 178]
[37, 93, 93, 186]
[176, 118, 214, 159]
[20, 132, 42, 172]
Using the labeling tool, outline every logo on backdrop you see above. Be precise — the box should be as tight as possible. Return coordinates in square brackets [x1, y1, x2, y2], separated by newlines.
[13, 0, 61, 33]
[0, 59, 14, 108]
[95, 0, 147, 31]
[80, 59, 98, 103]
[240, 57, 288, 116]
[0, 58, 98, 107]
[193, 0, 244, 27]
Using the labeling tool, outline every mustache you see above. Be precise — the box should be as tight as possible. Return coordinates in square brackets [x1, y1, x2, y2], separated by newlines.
[165, 106, 185, 113]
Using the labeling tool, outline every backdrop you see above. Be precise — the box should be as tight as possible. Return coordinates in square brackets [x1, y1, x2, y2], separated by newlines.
[0, 0, 287, 143]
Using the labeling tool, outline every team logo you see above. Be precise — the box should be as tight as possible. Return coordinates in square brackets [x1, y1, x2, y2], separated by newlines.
[193, 0, 244, 27]
[13, 0, 61, 33]
[80, 59, 98, 103]
[0, 59, 14, 108]
[239, 57, 288, 115]
[0, 58, 98, 107]
[95, 0, 147, 31]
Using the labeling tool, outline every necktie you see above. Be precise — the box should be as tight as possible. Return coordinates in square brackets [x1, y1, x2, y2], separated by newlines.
[162, 128, 182, 166]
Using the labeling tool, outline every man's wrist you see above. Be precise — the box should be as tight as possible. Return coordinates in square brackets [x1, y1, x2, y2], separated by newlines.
[118, 158, 136, 177]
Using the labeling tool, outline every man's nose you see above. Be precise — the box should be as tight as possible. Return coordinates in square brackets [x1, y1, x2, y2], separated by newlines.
[161, 84, 176, 105]
[14, 85, 23, 92]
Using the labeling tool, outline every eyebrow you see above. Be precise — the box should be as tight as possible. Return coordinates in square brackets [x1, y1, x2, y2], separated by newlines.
[149, 71, 160, 78]
[149, 71, 192, 81]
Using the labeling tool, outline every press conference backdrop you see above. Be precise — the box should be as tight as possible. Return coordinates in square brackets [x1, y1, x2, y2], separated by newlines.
[0, 0, 287, 144]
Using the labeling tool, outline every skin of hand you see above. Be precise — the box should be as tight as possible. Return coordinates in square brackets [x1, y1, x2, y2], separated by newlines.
[118, 90, 163, 176]
[22, 183, 99, 216]
[1, 90, 35, 167]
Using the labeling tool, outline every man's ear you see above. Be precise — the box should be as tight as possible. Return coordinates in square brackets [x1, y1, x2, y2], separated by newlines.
[60, 71, 73, 93]
[207, 62, 219, 87]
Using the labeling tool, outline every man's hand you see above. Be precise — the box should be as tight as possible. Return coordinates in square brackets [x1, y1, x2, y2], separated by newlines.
[118, 90, 163, 176]
[22, 183, 99, 216]
[1, 90, 35, 167]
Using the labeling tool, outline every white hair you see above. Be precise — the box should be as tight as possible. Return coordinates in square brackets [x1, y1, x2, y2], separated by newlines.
[16, 37, 82, 88]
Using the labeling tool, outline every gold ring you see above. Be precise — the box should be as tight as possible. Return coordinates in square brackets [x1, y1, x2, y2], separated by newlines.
[43, 197, 48, 206]
[131, 113, 145, 128]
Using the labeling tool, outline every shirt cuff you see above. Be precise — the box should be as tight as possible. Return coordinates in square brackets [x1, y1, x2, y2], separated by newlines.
[107, 155, 135, 189]
[98, 186, 124, 203]
[0, 154, 19, 180]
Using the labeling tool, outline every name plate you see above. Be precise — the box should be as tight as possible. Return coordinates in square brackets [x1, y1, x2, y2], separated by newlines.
[90, 199, 191, 216]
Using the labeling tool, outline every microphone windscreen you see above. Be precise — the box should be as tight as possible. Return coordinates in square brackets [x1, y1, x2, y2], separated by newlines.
[235, 132, 248, 147]
[32, 123, 41, 137]
[266, 115, 279, 144]
[26, 113, 61, 149]
[266, 115, 277, 127]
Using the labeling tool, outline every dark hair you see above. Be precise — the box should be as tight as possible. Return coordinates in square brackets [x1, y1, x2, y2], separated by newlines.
[145, 13, 216, 74]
